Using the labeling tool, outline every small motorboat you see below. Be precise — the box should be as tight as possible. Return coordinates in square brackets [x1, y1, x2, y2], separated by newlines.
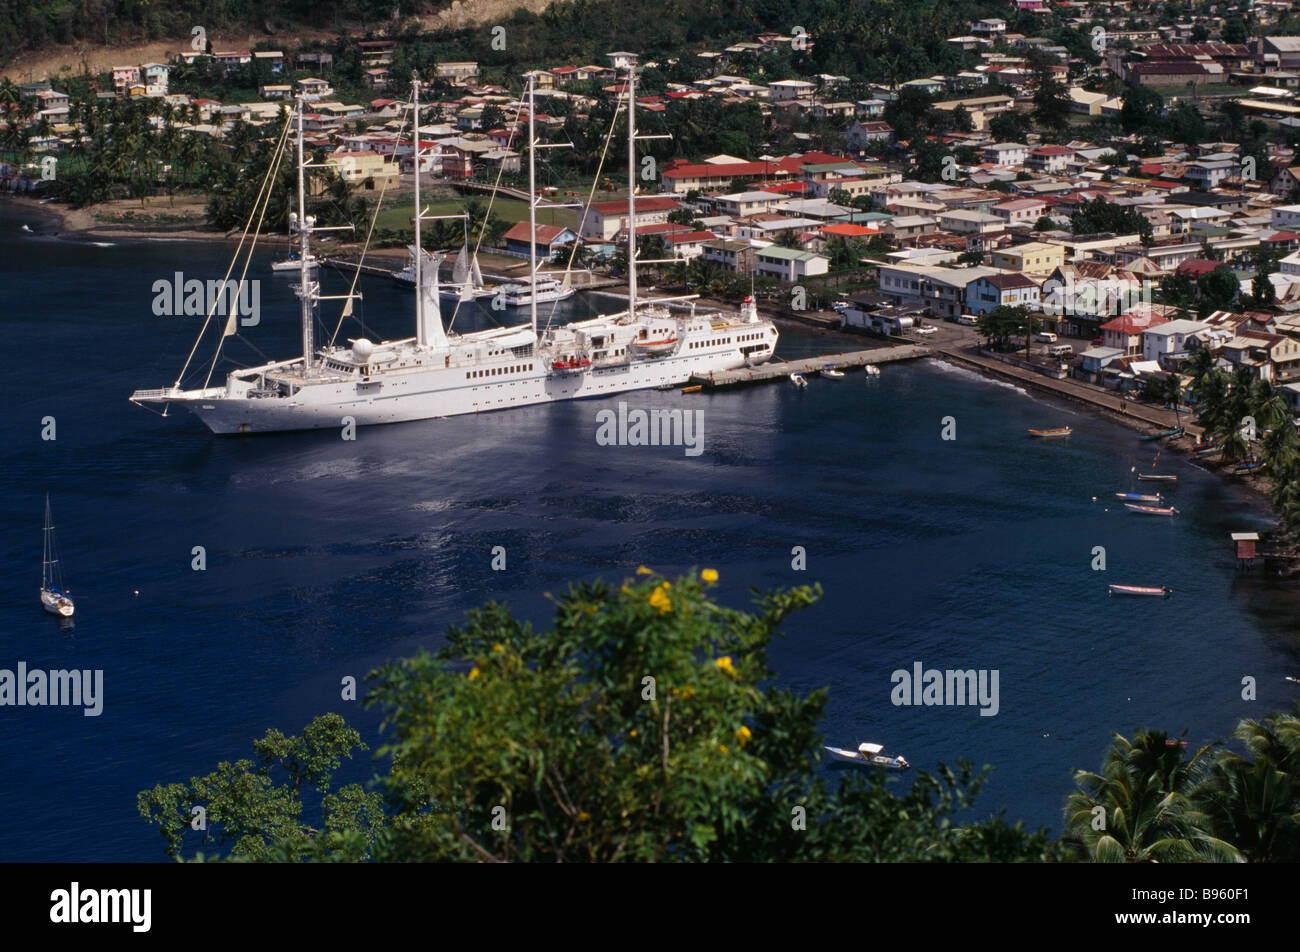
[1233, 460, 1263, 474]
[823, 742, 910, 770]
[1115, 492, 1162, 503]
[681, 384, 702, 394]
[1109, 584, 1172, 598]
[1028, 427, 1071, 438]
[1194, 444, 1223, 457]
[271, 254, 319, 272]
[1138, 473, 1177, 482]
[864, 365, 881, 376]
[1139, 426, 1184, 442]
[1125, 503, 1177, 516]
[790, 373, 808, 388]
[1286, 676, 1300, 685]
[822, 367, 845, 379]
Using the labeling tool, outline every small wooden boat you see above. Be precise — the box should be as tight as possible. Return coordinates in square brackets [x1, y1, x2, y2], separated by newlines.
[1109, 584, 1172, 598]
[1125, 503, 1177, 516]
[1137, 473, 1177, 482]
[681, 384, 702, 394]
[790, 373, 808, 388]
[1194, 444, 1223, 457]
[1233, 460, 1263, 474]
[823, 742, 910, 770]
[822, 367, 845, 379]
[1028, 427, 1071, 438]
[1139, 426, 1184, 442]
[1115, 492, 1162, 503]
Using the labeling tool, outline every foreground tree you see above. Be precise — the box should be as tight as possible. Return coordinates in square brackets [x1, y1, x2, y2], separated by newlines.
[140, 573, 1060, 862]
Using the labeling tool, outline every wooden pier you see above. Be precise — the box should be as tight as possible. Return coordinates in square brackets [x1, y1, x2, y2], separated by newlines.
[691, 345, 927, 388]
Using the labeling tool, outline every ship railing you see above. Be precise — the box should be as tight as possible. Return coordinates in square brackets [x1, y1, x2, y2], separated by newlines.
[129, 387, 181, 403]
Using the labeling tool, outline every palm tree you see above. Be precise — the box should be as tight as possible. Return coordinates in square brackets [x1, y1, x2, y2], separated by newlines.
[1065, 729, 1233, 862]
[1194, 704, 1300, 862]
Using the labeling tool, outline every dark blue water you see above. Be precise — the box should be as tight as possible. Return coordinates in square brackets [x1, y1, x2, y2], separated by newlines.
[3, 200, 1298, 861]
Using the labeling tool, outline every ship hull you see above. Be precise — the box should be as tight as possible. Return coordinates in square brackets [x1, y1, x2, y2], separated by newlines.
[182, 345, 772, 434]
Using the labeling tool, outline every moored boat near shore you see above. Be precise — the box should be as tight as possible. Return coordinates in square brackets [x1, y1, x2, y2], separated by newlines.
[1028, 426, 1071, 438]
[1115, 492, 1162, 503]
[1138, 473, 1178, 482]
[1139, 426, 1184, 442]
[1125, 503, 1177, 516]
[1108, 584, 1172, 598]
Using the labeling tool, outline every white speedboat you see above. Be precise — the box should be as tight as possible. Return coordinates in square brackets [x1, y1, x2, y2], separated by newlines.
[40, 495, 75, 618]
[864, 364, 881, 376]
[822, 367, 845, 379]
[497, 274, 574, 307]
[824, 742, 909, 770]
[272, 253, 318, 272]
[790, 373, 808, 388]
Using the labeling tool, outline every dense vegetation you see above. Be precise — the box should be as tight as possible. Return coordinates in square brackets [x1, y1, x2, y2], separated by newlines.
[138, 570, 1300, 861]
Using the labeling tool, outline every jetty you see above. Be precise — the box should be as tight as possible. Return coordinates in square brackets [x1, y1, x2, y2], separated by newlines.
[692, 344, 926, 388]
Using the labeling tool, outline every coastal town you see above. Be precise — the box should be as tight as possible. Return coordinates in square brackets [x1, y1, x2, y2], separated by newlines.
[4, 0, 1300, 883]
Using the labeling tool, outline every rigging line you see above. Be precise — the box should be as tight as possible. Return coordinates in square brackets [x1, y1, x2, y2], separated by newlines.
[542, 95, 621, 334]
[447, 94, 527, 335]
[327, 95, 413, 348]
[205, 125, 289, 390]
[200, 113, 292, 387]
[175, 113, 292, 389]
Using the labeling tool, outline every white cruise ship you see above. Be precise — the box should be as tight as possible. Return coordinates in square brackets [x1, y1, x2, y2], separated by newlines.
[129, 63, 777, 434]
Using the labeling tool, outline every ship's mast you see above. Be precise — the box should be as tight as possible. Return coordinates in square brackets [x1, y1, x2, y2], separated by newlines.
[413, 72, 425, 346]
[528, 74, 538, 339]
[626, 64, 637, 322]
[296, 97, 313, 371]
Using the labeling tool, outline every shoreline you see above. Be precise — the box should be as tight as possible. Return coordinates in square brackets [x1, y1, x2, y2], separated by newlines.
[5, 192, 1293, 553]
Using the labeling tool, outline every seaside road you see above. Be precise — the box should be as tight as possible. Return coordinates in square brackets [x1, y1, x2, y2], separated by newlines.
[929, 341, 1203, 441]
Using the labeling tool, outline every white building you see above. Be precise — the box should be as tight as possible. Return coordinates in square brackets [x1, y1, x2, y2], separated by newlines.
[1141, 319, 1211, 363]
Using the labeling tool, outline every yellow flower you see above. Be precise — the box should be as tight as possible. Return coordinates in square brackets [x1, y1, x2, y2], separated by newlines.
[577, 811, 591, 822]
[701, 568, 718, 584]
[629, 728, 637, 737]
[468, 667, 480, 680]
[636, 565, 653, 575]
[648, 584, 672, 614]
[492, 643, 505, 653]
[735, 725, 752, 746]
[620, 584, 632, 595]
[719, 744, 729, 753]
[715, 656, 735, 675]
[673, 685, 696, 699]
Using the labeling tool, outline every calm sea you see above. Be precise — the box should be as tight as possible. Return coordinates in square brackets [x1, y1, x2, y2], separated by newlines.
[2, 200, 1298, 861]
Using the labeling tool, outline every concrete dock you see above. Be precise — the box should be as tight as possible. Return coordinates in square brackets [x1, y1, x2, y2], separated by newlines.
[692, 345, 927, 388]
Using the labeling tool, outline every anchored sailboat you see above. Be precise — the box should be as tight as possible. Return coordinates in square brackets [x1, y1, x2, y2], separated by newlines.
[129, 60, 778, 434]
[40, 495, 74, 618]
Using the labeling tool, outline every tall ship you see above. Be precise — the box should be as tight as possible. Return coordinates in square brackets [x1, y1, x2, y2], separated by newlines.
[129, 61, 778, 434]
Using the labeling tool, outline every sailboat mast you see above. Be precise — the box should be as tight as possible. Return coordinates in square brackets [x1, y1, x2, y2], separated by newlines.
[42, 494, 51, 589]
[626, 64, 637, 321]
[296, 97, 313, 372]
[527, 74, 538, 339]
[413, 72, 425, 346]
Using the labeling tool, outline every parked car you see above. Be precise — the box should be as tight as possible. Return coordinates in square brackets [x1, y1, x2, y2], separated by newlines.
[915, 325, 937, 335]
[957, 313, 977, 326]
[1035, 331, 1058, 343]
